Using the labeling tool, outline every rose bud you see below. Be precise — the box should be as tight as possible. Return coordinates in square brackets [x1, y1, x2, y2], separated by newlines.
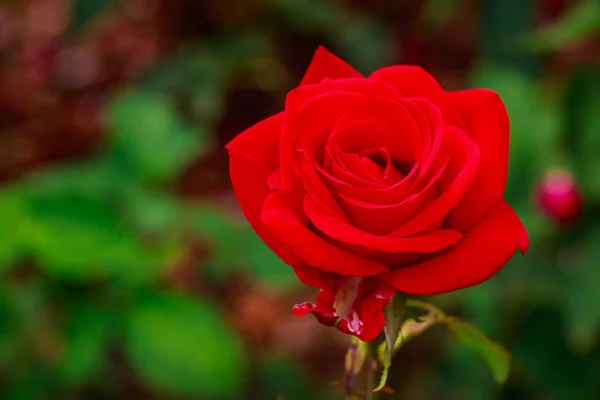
[536, 169, 582, 224]
[226, 47, 529, 342]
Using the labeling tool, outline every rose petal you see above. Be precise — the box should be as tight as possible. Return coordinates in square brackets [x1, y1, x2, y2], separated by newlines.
[280, 78, 399, 207]
[382, 200, 530, 295]
[305, 195, 462, 253]
[293, 275, 396, 342]
[226, 114, 304, 266]
[261, 191, 388, 276]
[445, 89, 510, 230]
[300, 46, 363, 86]
[318, 159, 420, 205]
[294, 91, 372, 220]
[389, 126, 480, 237]
[327, 143, 386, 188]
[330, 100, 422, 165]
[369, 65, 464, 128]
[334, 156, 448, 235]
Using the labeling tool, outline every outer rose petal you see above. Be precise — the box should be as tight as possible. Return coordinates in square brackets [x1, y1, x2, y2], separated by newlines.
[293, 276, 396, 342]
[446, 89, 510, 230]
[369, 66, 464, 128]
[300, 46, 363, 86]
[261, 191, 388, 276]
[382, 200, 530, 295]
[226, 114, 304, 266]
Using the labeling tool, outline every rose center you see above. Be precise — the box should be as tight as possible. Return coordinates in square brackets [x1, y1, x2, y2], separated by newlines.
[356, 147, 408, 183]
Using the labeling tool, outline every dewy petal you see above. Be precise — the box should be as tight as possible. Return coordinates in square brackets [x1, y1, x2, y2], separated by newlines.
[226, 114, 304, 266]
[445, 89, 510, 230]
[369, 65, 464, 128]
[293, 275, 397, 342]
[261, 191, 388, 276]
[300, 46, 363, 86]
[382, 200, 530, 295]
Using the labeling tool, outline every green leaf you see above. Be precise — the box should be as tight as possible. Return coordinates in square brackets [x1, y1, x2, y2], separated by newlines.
[258, 358, 319, 400]
[269, 0, 393, 74]
[0, 189, 31, 270]
[421, 0, 462, 30]
[190, 205, 299, 288]
[334, 16, 394, 74]
[564, 233, 600, 353]
[28, 195, 178, 281]
[124, 292, 245, 397]
[382, 293, 408, 364]
[522, 0, 600, 52]
[447, 318, 511, 384]
[72, 0, 112, 29]
[562, 67, 600, 198]
[55, 306, 111, 384]
[107, 90, 211, 184]
[481, 0, 538, 74]
[375, 300, 445, 392]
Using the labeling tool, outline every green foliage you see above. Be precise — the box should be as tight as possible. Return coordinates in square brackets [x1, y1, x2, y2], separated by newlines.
[72, 0, 112, 29]
[375, 300, 510, 391]
[54, 305, 112, 384]
[447, 319, 511, 384]
[124, 292, 245, 397]
[522, 0, 600, 52]
[108, 90, 211, 185]
[269, 0, 394, 73]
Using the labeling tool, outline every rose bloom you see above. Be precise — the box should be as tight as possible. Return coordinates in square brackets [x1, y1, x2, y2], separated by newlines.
[227, 47, 529, 342]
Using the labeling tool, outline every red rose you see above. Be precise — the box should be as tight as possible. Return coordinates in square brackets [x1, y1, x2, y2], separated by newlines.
[226, 47, 529, 341]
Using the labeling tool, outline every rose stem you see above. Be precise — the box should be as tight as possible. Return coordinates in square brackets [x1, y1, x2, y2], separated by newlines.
[365, 340, 377, 400]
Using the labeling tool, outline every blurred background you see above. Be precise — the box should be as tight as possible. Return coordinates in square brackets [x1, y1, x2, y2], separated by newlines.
[0, 0, 599, 399]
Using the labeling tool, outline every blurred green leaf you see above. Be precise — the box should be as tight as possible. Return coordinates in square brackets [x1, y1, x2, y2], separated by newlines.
[190, 205, 298, 288]
[447, 319, 511, 384]
[334, 16, 393, 74]
[28, 196, 177, 281]
[257, 358, 317, 400]
[512, 308, 600, 399]
[120, 183, 182, 234]
[55, 305, 111, 384]
[21, 159, 123, 202]
[481, 0, 538, 74]
[522, 0, 600, 52]
[269, 0, 393, 74]
[376, 300, 446, 391]
[72, 0, 112, 29]
[382, 293, 408, 364]
[564, 233, 600, 353]
[108, 90, 211, 184]
[563, 67, 600, 198]
[124, 292, 245, 397]
[421, 0, 462, 30]
[0, 189, 31, 270]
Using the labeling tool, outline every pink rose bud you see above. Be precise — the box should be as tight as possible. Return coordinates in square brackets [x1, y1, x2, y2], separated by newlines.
[536, 169, 582, 224]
